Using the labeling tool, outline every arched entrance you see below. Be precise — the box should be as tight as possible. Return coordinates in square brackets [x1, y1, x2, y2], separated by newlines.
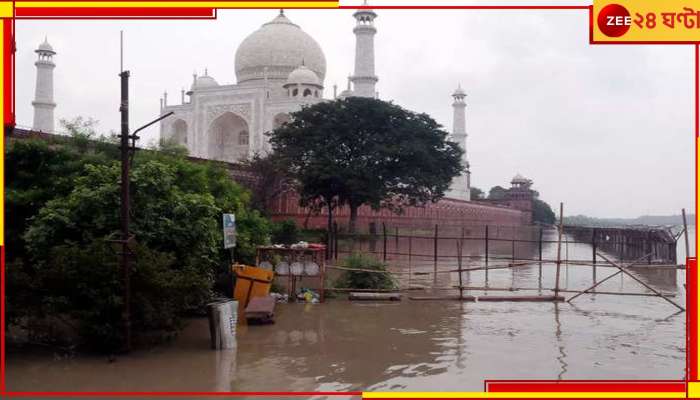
[171, 119, 187, 145]
[207, 112, 249, 162]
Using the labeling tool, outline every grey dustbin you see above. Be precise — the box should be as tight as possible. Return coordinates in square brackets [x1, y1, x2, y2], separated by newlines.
[206, 299, 238, 349]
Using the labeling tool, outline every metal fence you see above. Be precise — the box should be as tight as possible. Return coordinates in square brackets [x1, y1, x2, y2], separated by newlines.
[322, 222, 684, 305]
[325, 222, 680, 267]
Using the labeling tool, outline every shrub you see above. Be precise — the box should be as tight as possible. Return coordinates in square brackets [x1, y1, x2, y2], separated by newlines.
[334, 253, 396, 290]
[7, 134, 271, 351]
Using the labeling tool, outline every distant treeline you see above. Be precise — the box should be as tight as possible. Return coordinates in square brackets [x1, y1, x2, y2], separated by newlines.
[564, 214, 696, 227]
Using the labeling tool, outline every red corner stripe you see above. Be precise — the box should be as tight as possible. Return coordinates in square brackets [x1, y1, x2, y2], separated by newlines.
[15, 7, 216, 18]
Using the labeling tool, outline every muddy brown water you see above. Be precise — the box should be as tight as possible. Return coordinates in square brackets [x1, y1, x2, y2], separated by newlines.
[7, 230, 688, 395]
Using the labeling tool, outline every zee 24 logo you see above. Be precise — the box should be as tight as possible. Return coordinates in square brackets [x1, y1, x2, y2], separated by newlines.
[597, 4, 633, 37]
[597, 3, 700, 38]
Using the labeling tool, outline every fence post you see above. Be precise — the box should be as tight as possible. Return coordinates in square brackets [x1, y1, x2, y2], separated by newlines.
[408, 231, 413, 289]
[619, 234, 624, 262]
[554, 203, 564, 298]
[457, 238, 463, 300]
[433, 224, 438, 286]
[671, 242, 677, 265]
[485, 225, 489, 267]
[333, 222, 339, 261]
[484, 225, 489, 287]
[461, 226, 465, 273]
[592, 228, 597, 264]
[683, 208, 690, 261]
[382, 222, 387, 262]
[538, 227, 543, 284]
[592, 228, 597, 283]
[395, 226, 399, 250]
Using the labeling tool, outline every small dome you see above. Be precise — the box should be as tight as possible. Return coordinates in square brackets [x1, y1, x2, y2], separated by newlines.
[235, 11, 326, 84]
[511, 173, 530, 184]
[36, 37, 55, 54]
[453, 85, 466, 97]
[285, 65, 321, 87]
[189, 72, 219, 92]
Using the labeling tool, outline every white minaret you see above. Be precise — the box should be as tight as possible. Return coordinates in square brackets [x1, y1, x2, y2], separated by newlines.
[447, 85, 471, 201]
[350, 2, 378, 98]
[32, 37, 56, 133]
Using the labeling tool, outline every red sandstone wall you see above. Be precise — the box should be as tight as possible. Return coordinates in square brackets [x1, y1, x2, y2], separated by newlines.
[269, 191, 531, 230]
[6, 129, 532, 229]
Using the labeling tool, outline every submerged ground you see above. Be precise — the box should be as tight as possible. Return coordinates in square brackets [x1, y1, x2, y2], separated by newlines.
[7, 229, 690, 393]
[7, 263, 685, 393]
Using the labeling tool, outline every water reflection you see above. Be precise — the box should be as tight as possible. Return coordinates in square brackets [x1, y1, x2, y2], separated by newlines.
[214, 349, 237, 392]
[233, 301, 465, 392]
[554, 303, 568, 380]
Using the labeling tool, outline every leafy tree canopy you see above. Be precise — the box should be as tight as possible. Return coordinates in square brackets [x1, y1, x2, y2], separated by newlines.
[488, 185, 508, 200]
[533, 198, 556, 225]
[7, 118, 270, 350]
[269, 97, 464, 232]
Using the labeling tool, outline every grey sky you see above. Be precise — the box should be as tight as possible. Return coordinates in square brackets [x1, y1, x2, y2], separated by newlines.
[15, 7, 695, 218]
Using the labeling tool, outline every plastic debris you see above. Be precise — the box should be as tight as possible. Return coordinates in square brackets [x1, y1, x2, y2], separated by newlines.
[270, 292, 289, 303]
[296, 288, 320, 303]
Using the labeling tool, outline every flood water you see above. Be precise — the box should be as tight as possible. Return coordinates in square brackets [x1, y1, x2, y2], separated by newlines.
[6, 228, 690, 394]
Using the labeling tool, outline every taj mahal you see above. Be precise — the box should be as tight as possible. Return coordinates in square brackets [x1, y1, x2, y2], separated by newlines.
[23, 8, 544, 227]
[28, 8, 473, 202]
[155, 8, 472, 201]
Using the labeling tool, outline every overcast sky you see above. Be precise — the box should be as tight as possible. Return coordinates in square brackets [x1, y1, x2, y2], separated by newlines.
[15, 6, 695, 218]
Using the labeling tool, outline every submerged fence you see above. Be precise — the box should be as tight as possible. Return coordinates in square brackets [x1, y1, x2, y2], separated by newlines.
[320, 222, 684, 307]
[325, 222, 681, 268]
[315, 216, 689, 310]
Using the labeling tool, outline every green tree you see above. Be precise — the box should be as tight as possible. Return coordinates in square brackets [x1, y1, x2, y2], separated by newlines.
[240, 153, 292, 215]
[269, 97, 464, 233]
[532, 198, 556, 225]
[488, 185, 508, 200]
[470, 187, 485, 200]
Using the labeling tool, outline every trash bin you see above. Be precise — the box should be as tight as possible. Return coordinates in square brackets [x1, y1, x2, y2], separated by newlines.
[207, 299, 238, 350]
[233, 264, 274, 308]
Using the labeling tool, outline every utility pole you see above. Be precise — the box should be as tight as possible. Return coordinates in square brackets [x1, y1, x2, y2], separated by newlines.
[119, 60, 132, 353]
[116, 32, 173, 352]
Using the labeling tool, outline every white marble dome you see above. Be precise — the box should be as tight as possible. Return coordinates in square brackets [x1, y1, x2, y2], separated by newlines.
[285, 65, 321, 87]
[235, 11, 326, 84]
[192, 73, 218, 90]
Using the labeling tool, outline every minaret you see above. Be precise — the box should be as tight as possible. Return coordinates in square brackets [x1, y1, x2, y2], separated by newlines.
[448, 85, 471, 201]
[350, 2, 378, 98]
[452, 84, 467, 141]
[32, 37, 56, 133]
